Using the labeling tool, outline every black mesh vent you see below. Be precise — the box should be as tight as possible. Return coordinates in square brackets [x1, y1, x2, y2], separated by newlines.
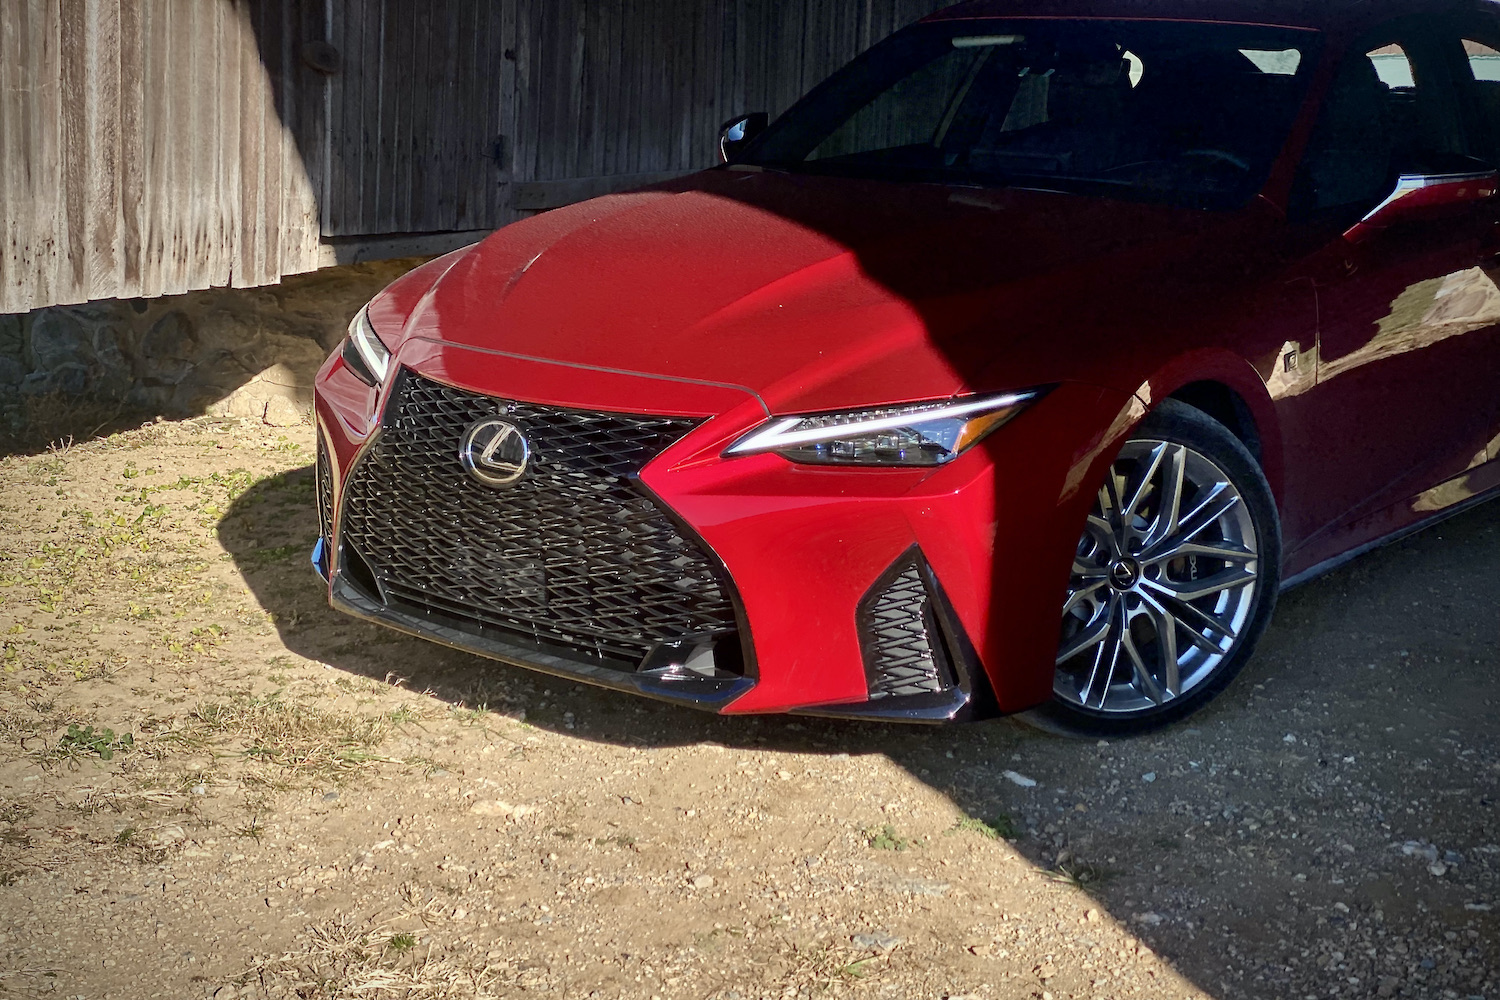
[861, 564, 946, 700]
[338, 372, 738, 666]
[316, 434, 334, 543]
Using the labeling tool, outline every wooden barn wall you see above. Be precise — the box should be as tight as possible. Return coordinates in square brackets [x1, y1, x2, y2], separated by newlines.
[3, 0, 950, 314]
[0, 0, 324, 314]
[321, 0, 949, 236]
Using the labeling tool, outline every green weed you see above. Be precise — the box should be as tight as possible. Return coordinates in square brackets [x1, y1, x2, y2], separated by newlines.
[56, 723, 134, 761]
[866, 824, 914, 852]
[948, 813, 1020, 841]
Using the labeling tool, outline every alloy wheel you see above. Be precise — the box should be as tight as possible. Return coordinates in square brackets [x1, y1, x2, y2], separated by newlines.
[1055, 439, 1262, 716]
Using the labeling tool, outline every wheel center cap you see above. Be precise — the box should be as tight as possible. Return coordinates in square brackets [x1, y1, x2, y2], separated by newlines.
[1108, 557, 1142, 591]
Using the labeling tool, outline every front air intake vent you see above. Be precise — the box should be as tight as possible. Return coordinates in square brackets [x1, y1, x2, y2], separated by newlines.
[858, 558, 958, 700]
[315, 433, 334, 545]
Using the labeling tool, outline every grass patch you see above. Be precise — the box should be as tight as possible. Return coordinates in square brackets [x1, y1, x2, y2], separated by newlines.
[1042, 860, 1114, 889]
[948, 813, 1020, 841]
[865, 824, 914, 852]
[188, 692, 394, 778]
[244, 915, 515, 996]
[56, 723, 135, 761]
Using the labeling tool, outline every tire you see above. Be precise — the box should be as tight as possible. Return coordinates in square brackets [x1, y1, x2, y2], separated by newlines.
[1026, 399, 1281, 738]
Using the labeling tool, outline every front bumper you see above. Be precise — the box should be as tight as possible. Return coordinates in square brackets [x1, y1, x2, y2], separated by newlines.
[313, 337, 1135, 722]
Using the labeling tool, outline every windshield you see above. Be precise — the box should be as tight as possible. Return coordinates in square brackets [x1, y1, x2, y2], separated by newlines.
[742, 20, 1322, 210]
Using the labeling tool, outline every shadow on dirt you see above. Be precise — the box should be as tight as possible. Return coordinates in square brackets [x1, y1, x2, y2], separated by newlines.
[222, 469, 1500, 999]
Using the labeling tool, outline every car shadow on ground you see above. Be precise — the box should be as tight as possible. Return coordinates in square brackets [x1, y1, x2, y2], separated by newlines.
[221, 468, 1500, 1000]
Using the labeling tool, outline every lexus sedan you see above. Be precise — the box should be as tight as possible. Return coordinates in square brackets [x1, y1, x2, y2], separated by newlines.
[313, 0, 1500, 734]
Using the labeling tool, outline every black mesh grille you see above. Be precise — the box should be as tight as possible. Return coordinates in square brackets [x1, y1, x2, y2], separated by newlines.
[861, 564, 946, 700]
[338, 372, 738, 666]
[316, 434, 334, 543]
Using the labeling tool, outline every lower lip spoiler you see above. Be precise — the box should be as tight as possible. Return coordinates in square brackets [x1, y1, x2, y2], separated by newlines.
[326, 574, 756, 712]
[313, 542, 980, 723]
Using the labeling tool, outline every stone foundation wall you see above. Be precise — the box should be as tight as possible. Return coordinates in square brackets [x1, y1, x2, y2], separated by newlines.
[0, 259, 423, 433]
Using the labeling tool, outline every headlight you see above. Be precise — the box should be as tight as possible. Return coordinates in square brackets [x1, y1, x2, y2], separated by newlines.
[341, 306, 391, 387]
[725, 390, 1042, 467]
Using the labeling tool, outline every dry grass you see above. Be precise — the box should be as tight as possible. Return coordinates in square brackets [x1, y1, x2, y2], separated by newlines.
[184, 692, 398, 778]
[243, 909, 511, 999]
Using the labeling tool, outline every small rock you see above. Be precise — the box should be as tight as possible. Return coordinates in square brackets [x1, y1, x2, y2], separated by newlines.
[1402, 841, 1440, 863]
[851, 932, 902, 951]
[142, 311, 197, 361]
[1429, 862, 1448, 877]
[1443, 850, 1463, 866]
[1085, 908, 1101, 922]
[889, 877, 951, 897]
[191, 784, 206, 796]
[1002, 770, 1037, 788]
[321, 791, 339, 802]
[28, 310, 90, 370]
[689, 875, 715, 890]
[1141, 772, 1157, 783]
[1283, 734, 1297, 744]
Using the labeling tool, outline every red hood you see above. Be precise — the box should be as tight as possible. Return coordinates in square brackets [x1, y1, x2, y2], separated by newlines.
[382, 170, 1272, 412]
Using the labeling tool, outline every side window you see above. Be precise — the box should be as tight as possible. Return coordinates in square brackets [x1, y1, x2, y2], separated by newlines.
[1467, 39, 1500, 80]
[1369, 43, 1417, 88]
[1461, 36, 1500, 163]
[1295, 35, 1465, 216]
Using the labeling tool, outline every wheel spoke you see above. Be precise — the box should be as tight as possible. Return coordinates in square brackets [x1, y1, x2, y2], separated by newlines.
[1153, 540, 1256, 565]
[1098, 475, 1126, 535]
[1062, 578, 1108, 616]
[1120, 443, 1167, 529]
[1057, 600, 1112, 664]
[1142, 481, 1241, 561]
[1151, 590, 1239, 651]
[1143, 566, 1257, 603]
[1138, 593, 1181, 697]
[1142, 444, 1187, 549]
[1120, 619, 1167, 706]
[1085, 515, 1122, 560]
[1080, 601, 1124, 709]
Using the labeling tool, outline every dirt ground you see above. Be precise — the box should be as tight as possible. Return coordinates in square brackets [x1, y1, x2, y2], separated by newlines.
[0, 414, 1497, 1000]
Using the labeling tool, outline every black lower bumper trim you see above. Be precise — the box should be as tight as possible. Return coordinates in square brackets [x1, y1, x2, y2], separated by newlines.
[789, 687, 973, 724]
[328, 576, 754, 713]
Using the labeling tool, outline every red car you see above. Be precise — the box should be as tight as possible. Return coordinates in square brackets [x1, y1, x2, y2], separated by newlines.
[313, 0, 1500, 734]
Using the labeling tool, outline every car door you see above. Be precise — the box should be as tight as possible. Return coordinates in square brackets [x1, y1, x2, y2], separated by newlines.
[1281, 19, 1500, 558]
[1449, 13, 1500, 468]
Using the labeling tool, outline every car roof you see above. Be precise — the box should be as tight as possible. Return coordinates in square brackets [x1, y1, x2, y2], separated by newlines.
[922, 0, 1485, 34]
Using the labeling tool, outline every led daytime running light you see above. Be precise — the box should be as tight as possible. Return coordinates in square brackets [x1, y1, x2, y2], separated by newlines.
[726, 391, 1036, 458]
[344, 306, 392, 386]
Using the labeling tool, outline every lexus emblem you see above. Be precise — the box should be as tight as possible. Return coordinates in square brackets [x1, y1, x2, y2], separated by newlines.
[460, 419, 531, 488]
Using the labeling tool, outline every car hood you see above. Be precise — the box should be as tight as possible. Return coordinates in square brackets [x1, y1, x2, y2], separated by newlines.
[389, 169, 1273, 413]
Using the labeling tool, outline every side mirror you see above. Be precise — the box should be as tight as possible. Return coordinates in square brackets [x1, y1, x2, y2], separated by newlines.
[718, 112, 768, 164]
[1344, 168, 1499, 244]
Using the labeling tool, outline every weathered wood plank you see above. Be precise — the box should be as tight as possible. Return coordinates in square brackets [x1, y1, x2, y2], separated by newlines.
[81, 0, 122, 299]
[1, 1, 66, 312]
[58, 0, 90, 299]
[117, 0, 144, 292]
[494, 0, 518, 222]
